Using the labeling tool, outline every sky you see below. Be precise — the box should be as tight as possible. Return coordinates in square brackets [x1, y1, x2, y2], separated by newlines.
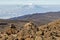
[0, 0, 60, 5]
[0, 0, 60, 19]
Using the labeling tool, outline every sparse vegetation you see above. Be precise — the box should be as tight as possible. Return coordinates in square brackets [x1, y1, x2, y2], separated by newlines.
[0, 19, 60, 40]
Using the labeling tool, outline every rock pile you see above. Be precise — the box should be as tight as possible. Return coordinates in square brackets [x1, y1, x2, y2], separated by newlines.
[38, 20, 60, 40]
[0, 20, 60, 40]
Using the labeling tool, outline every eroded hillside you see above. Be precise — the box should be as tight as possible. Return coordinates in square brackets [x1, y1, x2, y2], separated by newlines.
[0, 20, 60, 40]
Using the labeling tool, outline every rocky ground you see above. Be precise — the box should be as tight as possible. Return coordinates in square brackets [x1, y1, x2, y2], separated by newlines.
[0, 20, 60, 40]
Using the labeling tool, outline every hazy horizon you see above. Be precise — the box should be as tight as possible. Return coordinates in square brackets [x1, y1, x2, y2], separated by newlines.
[0, 5, 60, 19]
[0, 0, 60, 19]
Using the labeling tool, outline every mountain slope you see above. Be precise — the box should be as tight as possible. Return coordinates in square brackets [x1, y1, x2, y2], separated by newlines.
[10, 11, 60, 25]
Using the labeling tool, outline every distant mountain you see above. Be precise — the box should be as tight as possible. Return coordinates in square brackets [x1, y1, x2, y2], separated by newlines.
[0, 5, 60, 19]
[10, 12, 60, 25]
[0, 5, 47, 19]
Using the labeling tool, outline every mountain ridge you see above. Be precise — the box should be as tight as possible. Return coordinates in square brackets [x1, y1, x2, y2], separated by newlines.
[10, 11, 60, 25]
